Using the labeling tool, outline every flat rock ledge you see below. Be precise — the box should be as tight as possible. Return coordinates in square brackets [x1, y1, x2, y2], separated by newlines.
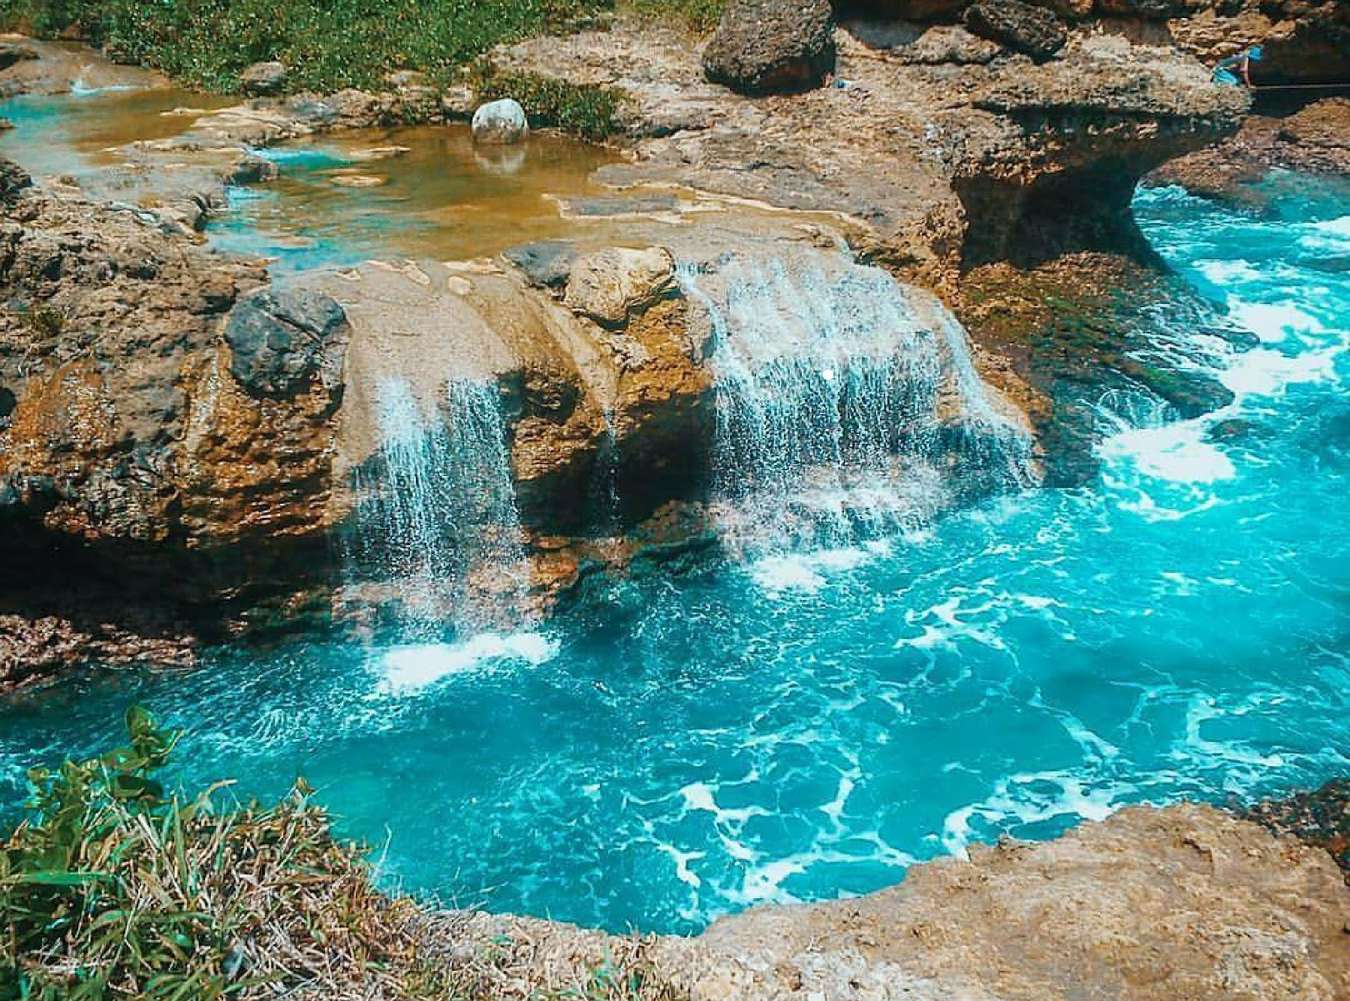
[424, 804, 1349, 1001]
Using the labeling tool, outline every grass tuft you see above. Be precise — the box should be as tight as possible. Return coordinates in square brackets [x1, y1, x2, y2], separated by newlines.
[0, 706, 685, 1000]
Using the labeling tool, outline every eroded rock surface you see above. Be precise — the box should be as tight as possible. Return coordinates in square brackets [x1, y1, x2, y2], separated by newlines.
[702, 0, 837, 95]
[426, 805, 1350, 1001]
[1150, 97, 1350, 207]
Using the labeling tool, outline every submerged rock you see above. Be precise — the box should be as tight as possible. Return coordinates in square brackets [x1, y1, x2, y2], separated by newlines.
[702, 0, 837, 95]
[471, 98, 529, 144]
[240, 61, 288, 97]
[224, 289, 350, 399]
[964, 0, 1068, 62]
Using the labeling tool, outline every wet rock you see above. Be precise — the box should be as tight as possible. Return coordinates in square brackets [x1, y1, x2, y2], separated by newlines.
[471, 98, 529, 144]
[502, 241, 578, 289]
[964, 0, 1068, 61]
[702, 0, 837, 96]
[0, 117, 12, 130]
[224, 289, 350, 399]
[562, 247, 677, 329]
[1238, 779, 1349, 880]
[240, 61, 288, 97]
[0, 42, 38, 71]
[1206, 417, 1256, 443]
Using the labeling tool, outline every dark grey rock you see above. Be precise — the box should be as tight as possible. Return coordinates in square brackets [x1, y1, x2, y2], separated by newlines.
[0, 43, 38, 72]
[0, 157, 31, 202]
[703, 0, 837, 96]
[240, 61, 288, 97]
[502, 241, 578, 289]
[223, 288, 349, 398]
[964, 0, 1067, 62]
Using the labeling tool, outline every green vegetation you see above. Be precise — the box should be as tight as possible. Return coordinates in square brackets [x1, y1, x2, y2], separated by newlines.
[468, 64, 625, 141]
[628, 0, 723, 32]
[0, 0, 723, 95]
[0, 707, 681, 1000]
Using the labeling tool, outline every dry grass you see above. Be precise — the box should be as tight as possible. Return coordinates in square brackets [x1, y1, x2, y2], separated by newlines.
[0, 707, 685, 1000]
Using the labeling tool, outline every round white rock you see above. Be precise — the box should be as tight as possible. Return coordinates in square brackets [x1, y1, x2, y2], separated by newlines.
[471, 99, 529, 145]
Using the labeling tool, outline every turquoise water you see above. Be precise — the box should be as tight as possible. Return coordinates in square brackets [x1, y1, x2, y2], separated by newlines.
[2, 181, 1348, 934]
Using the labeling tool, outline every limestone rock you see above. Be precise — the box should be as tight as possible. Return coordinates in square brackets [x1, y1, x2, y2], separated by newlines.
[702, 0, 837, 96]
[471, 98, 529, 144]
[965, 0, 1068, 61]
[240, 61, 288, 97]
[502, 241, 578, 289]
[0, 156, 31, 201]
[0, 42, 38, 71]
[1097, 0, 1201, 17]
[223, 289, 350, 398]
[563, 247, 676, 329]
[845, 0, 971, 19]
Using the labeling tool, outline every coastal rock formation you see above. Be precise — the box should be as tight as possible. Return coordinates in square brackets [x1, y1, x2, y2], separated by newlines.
[702, 0, 837, 95]
[490, 16, 1247, 282]
[1150, 97, 1350, 206]
[964, 0, 1068, 62]
[433, 804, 1350, 1001]
[1169, 0, 1350, 86]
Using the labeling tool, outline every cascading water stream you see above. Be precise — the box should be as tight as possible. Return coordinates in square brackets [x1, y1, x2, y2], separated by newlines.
[676, 253, 1035, 552]
[344, 377, 529, 634]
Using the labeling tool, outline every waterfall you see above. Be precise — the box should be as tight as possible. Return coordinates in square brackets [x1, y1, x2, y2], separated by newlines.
[345, 376, 528, 633]
[677, 252, 1035, 552]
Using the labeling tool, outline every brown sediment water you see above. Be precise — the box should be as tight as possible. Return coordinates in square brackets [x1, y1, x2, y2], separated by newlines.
[211, 124, 626, 270]
[0, 86, 235, 183]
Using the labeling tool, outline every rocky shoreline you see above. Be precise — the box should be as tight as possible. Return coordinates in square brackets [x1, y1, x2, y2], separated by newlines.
[0, 4, 1348, 998]
[0, 3, 1289, 682]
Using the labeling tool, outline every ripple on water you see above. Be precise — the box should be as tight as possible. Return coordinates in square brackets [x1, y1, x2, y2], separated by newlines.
[1, 184, 1349, 933]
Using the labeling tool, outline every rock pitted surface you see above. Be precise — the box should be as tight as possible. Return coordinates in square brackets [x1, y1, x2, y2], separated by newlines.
[964, 0, 1069, 62]
[422, 804, 1349, 1001]
[240, 60, 288, 96]
[562, 246, 677, 328]
[702, 0, 837, 95]
[224, 289, 350, 399]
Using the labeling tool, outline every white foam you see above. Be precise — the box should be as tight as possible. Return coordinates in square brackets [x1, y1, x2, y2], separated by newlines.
[1100, 420, 1235, 484]
[374, 631, 558, 694]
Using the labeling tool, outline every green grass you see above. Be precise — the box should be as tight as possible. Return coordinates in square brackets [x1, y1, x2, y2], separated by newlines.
[0, 707, 687, 1000]
[0, 0, 723, 95]
[0, 0, 613, 92]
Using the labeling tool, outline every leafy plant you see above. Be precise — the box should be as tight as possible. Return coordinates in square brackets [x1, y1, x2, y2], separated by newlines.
[469, 64, 626, 141]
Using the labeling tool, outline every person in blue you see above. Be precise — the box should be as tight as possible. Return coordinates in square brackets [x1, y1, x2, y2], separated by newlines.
[1213, 45, 1263, 87]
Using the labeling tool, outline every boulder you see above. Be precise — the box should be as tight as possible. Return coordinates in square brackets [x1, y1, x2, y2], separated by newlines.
[1031, 0, 1094, 18]
[844, 0, 970, 18]
[471, 98, 529, 144]
[0, 42, 38, 72]
[1095, 0, 1202, 16]
[964, 0, 1068, 61]
[0, 156, 31, 202]
[223, 289, 350, 398]
[702, 0, 837, 96]
[563, 247, 676, 329]
[240, 61, 288, 97]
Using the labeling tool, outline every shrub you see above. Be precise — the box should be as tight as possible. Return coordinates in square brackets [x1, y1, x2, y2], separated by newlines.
[468, 64, 626, 140]
[0, 706, 420, 1000]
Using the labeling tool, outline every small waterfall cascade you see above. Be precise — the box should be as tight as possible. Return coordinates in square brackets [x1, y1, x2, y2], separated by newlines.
[676, 252, 1035, 552]
[344, 376, 529, 633]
